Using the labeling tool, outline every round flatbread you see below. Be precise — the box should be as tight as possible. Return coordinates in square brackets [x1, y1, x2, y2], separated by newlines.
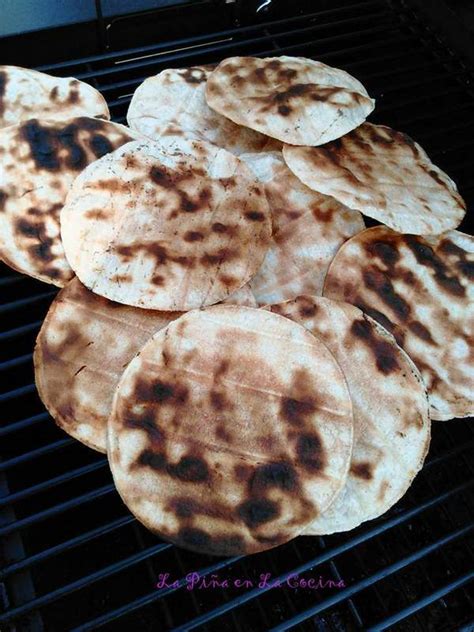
[266, 296, 430, 534]
[127, 66, 279, 155]
[239, 151, 364, 304]
[283, 123, 466, 235]
[34, 277, 181, 453]
[324, 226, 474, 420]
[205, 56, 374, 146]
[0, 117, 139, 286]
[108, 305, 354, 556]
[34, 278, 257, 453]
[0, 65, 109, 128]
[61, 138, 272, 310]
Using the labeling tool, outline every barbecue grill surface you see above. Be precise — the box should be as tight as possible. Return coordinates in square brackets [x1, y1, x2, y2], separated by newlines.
[0, 1, 473, 630]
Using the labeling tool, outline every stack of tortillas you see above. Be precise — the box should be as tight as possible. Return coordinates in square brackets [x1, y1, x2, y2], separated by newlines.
[2, 55, 470, 556]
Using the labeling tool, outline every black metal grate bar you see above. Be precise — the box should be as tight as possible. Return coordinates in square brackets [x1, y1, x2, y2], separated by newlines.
[367, 570, 474, 632]
[0, 439, 74, 474]
[0, 484, 114, 536]
[0, 384, 37, 402]
[37, 1, 384, 72]
[0, 515, 134, 579]
[0, 412, 49, 438]
[0, 353, 33, 371]
[71, 21, 398, 83]
[0, 320, 43, 342]
[72, 555, 244, 632]
[0, 290, 57, 314]
[0, 543, 173, 624]
[0, 460, 106, 508]
[269, 525, 474, 632]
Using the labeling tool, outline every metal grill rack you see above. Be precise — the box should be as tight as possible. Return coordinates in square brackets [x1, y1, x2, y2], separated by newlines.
[1, 1, 473, 630]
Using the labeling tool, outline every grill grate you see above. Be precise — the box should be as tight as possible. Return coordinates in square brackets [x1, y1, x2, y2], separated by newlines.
[1, 1, 474, 630]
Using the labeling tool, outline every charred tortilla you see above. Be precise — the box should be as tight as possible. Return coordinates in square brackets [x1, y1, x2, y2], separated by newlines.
[283, 123, 466, 234]
[0, 117, 138, 286]
[0, 65, 109, 128]
[61, 138, 271, 310]
[108, 305, 354, 555]
[266, 296, 430, 534]
[205, 56, 374, 146]
[239, 151, 364, 304]
[324, 226, 474, 420]
[34, 277, 180, 453]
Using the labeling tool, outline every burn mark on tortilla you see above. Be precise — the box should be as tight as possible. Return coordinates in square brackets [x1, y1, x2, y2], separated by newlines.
[137, 449, 167, 470]
[237, 498, 279, 528]
[201, 248, 236, 266]
[168, 455, 209, 482]
[134, 377, 188, 405]
[211, 222, 229, 233]
[278, 105, 292, 116]
[152, 274, 165, 286]
[21, 120, 61, 171]
[85, 209, 108, 220]
[363, 267, 411, 319]
[111, 273, 131, 283]
[281, 398, 316, 426]
[183, 230, 204, 242]
[439, 238, 474, 280]
[245, 210, 266, 222]
[178, 527, 211, 549]
[50, 86, 58, 100]
[20, 118, 122, 173]
[15, 218, 56, 264]
[311, 204, 334, 223]
[117, 242, 195, 268]
[296, 432, 326, 474]
[68, 80, 80, 103]
[124, 412, 164, 442]
[215, 424, 232, 442]
[138, 448, 209, 483]
[350, 461, 373, 480]
[350, 317, 400, 374]
[409, 320, 436, 344]
[209, 390, 227, 411]
[250, 462, 298, 493]
[280, 369, 318, 426]
[404, 235, 465, 297]
[365, 240, 400, 267]
[0, 191, 7, 212]
[90, 134, 114, 158]
[295, 297, 318, 318]
[215, 360, 229, 379]
[179, 67, 208, 84]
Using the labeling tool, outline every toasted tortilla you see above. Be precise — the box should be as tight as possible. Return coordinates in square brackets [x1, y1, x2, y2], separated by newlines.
[34, 277, 180, 453]
[205, 56, 374, 145]
[239, 151, 364, 304]
[283, 123, 466, 234]
[61, 138, 272, 310]
[0, 65, 109, 128]
[127, 66, 279, 155]
[324, 226, 474, 420]
[0, 117, 138, 286]
[266, 296, 430, 534]
[108, 305, 354, 555]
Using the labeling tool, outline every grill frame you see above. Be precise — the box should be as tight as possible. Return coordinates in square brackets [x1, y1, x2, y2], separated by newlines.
[1, 1, 474, 630]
